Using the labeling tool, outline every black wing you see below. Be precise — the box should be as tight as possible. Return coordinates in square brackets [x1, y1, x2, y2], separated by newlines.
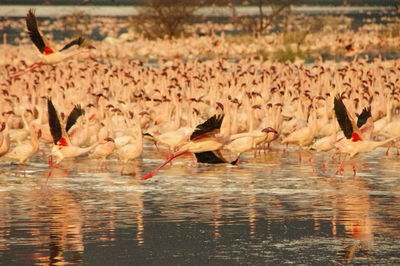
[356, 107, 371, 128]
[190, 114, 224, 140]
[194, 151, 226, 164]
[65, 105, 85, 132]
[47, 99, 62, 144]
[334, 96, 353, 139]
[26, 9, 45, 53]
[59, 37, 85, 52]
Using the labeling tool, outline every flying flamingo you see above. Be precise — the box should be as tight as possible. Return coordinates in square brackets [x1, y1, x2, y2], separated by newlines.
[141, 114, 233, 180]
[47, 99, 99, 165]
[333, 95, 398, 175]
[11, 9, 95, 78]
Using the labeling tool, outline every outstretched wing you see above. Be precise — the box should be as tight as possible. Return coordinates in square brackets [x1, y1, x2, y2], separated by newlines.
[65, 105, 85, 132]
[47, 99, 62, 145]
[59, 37, 85, 52]
[334, 96, 361, 140]
[190, 114, 224, 140]
[194, 151, 227, 164]
[356, 107, 371, 128]
[26, 9, 54, 54]
[26, 9, 45, 53]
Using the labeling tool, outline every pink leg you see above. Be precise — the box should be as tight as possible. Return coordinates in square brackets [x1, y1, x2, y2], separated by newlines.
[322, 161, 326, 172]
[386, 146, 390, 156]
[24, 163, 27, 177]
[298, 148, 302, 163]
[48, 155, 57, 169]
[39, 149, 46, 156]
[11, 62, 43, 79]
[141, 150, 190, 180]
[335, 154, 347, 175]
[15, 164, 21, 176]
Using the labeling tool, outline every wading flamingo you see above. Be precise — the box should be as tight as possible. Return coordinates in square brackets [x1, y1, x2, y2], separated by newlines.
[5, 115, 41, 175]
[141, 114, 233, 180]
[47, 99, 98, 165]
[333, 95, 398, 175]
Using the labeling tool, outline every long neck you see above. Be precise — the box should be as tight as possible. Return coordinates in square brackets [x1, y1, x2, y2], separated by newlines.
[61, 49, 87, 60]
[373, 136, 399, 149]
[231, 104, 238, 134]
[135, 123, 143, 147]
[387, 98, 393, 122]
[248, 107, 254, 132]
[29, 125, 39, 150]
[220, 104, 231, 136]
[76, 141, 100, 156]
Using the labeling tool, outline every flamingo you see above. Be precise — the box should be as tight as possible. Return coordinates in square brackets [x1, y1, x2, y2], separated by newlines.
[12, 9, 95, 78]
[47, 99, 99, 165]
[311, 107, 371, 152]
[5, 118, 41, 175]
[0, 122, 10, 157]
[333, 95, 398, 175]
[88, 137, 115, 161]
[115, 117, 143, 161]
[223, 127, 278, 163]
[141, 114, 232, 180]
[143, 126, 193, 152]
[115, 118, 143, 176]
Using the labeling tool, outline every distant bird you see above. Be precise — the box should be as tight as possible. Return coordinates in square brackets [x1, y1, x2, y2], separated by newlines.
[141, 114, 234, 180]
[11, 9, 95, 78]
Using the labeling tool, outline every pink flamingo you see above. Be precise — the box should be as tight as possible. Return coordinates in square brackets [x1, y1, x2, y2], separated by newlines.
[11, 9, 94, 78]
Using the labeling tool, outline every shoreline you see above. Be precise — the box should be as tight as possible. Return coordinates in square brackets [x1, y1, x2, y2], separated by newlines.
[0, 5, 394, 17]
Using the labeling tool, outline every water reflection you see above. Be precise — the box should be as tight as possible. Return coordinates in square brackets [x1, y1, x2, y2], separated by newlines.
[0, 146, 400, 264]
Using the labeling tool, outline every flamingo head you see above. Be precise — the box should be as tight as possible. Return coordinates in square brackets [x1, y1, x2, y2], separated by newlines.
[36, 129, 42, 138]
[216, 102, 224, 111]
[262, 127, 278, 134]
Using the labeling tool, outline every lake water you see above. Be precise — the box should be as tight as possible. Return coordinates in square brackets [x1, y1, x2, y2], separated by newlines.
[1, 143, 400, 264]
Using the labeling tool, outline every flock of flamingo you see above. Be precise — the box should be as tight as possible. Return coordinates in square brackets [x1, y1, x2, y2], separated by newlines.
[1, 9, 400, 179]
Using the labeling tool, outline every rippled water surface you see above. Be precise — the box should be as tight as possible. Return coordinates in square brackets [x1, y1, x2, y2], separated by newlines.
[1, 144, 400, 264]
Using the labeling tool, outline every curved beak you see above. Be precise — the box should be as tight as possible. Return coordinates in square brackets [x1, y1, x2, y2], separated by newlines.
[262, 127, 278, 134]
